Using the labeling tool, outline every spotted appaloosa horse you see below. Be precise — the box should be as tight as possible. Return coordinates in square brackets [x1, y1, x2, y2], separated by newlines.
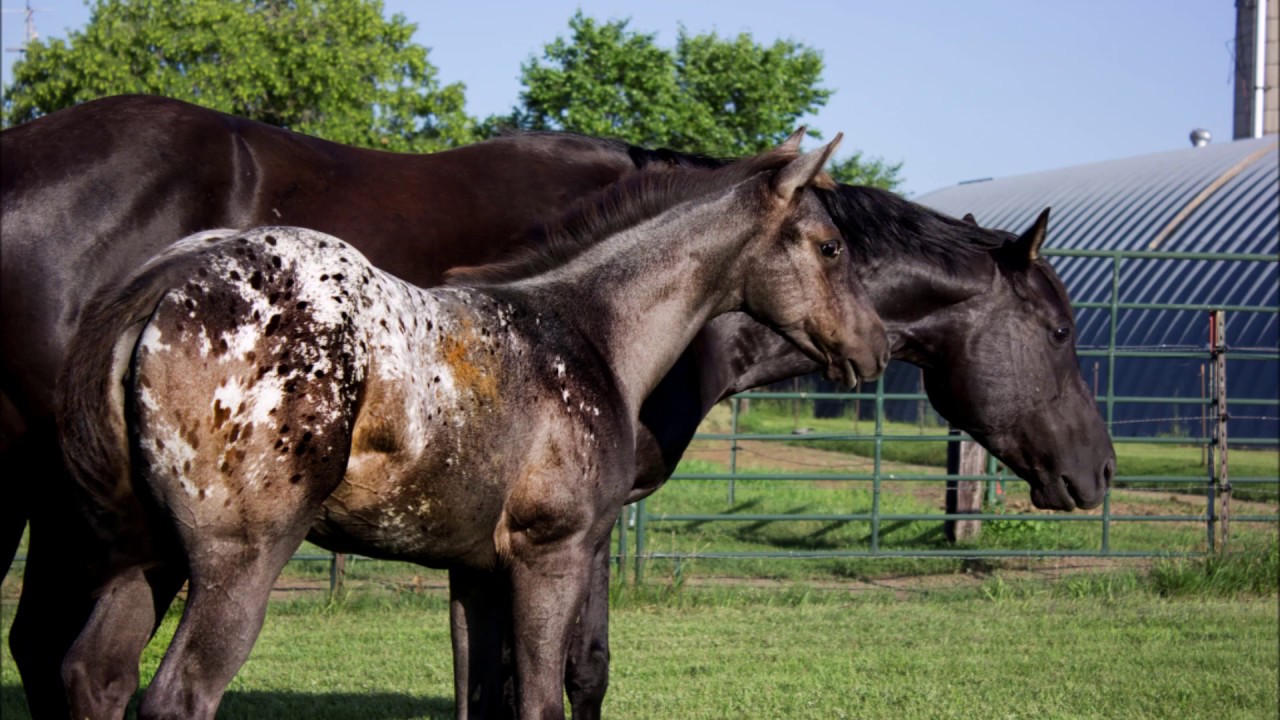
[56, 137, 888, 719]
[2, 96, 1113, 719]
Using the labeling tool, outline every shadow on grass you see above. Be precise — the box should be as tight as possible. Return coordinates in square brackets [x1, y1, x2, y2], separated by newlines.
[679, 498, 763, 532]
[1, 685, 453, 720]
[215, 691, 453, 720]
[719, 516, 957, 553]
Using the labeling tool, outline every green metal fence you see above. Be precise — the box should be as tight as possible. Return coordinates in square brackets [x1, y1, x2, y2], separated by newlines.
[16, 250, 1269, 590]
[620, 248, 1279, 582]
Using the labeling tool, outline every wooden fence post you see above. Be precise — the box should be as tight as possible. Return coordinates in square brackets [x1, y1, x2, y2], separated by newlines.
[1213, 310, 1230, 550]
[945, 428, 987, 542]
[329, 552, 346, 596]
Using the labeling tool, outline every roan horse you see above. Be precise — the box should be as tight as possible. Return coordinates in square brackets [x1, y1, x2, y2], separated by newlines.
[56, 139, 886, 719]
[0, 95, 1115, 718]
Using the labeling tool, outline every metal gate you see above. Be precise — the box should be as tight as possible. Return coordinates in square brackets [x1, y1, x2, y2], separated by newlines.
[620, 248, 1279, 582]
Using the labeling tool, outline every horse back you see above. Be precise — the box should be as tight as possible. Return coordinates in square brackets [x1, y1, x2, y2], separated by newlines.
[1, 95, 636, 424]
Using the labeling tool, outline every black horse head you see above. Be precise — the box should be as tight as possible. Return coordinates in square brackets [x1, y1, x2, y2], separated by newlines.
[921, 210, 1114, 510]
[827, 191, 1115, 511]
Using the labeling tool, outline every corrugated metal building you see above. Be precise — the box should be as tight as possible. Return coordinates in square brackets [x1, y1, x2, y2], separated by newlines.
[915, 136, 1279, 440]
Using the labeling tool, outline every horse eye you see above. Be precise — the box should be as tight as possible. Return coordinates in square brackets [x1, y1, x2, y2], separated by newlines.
[1052, 327, 1071, 344]
[820, 240, 842, 258]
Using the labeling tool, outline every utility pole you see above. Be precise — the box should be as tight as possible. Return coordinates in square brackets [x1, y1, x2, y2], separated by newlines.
[3, 1, 48, 54]
[2, 1, 49, 107]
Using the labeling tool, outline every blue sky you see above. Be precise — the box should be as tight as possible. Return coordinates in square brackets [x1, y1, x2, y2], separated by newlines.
[1, 1, 1242, 196]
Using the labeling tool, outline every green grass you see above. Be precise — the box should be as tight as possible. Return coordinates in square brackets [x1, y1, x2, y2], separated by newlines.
[3, 581, 1276, 720]
[3, 404, 1273, 717]
[732, 404, 1279, 501]
[268, 449, 1274, 586]
[623, 451, 1278, 582]
[736, 411, 953, 467]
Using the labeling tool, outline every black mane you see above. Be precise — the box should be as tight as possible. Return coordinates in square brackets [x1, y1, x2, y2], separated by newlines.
[477, 129, 1013, 278]
[446, 144, 809, 286]
[819, 184, 1013, 273]
[494, 127, 728, 170]
[632, 138, 1017, 273]
[626, 144, 727, 170]
[624, 136, 1015, 272]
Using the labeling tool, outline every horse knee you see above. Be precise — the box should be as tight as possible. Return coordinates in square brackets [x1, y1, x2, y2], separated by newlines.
[63, 651, 140, 720]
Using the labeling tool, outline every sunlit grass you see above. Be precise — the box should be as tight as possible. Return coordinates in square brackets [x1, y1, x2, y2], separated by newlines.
[3, 582, 1276, 720]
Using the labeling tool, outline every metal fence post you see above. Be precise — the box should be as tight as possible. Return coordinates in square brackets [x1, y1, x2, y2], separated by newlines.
[1101, 491, 1111, 554]
[616, 510, 628, 583]
[1106, 256, 1121, 430]
[1102, 256, 1121, 554]
[634, 498, 647, 584]
[870, 377, 884, 553]
[729, 396, 740, 505]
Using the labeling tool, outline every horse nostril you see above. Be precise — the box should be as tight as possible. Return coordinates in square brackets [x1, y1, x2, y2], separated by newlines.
[1103, 458, 1116, 488]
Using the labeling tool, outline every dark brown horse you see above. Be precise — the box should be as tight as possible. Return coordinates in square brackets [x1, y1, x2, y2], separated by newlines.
[0, 95, 1114, 718]
[57, 139, 885, 719]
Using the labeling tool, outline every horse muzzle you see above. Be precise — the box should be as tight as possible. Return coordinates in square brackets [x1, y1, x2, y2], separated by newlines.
[1026, 456, 1114, 511]
[821, 336, 888, 389]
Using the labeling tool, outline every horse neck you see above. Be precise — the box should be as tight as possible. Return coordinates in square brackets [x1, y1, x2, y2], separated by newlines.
[684, 242, 1000, 413]
[854, 247, 997, 367]
[825, 187, 1005, 366]
[510, 191, 756, 416]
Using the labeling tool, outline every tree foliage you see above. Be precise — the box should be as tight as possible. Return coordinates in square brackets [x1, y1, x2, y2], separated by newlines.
[2, 0, 474, 151]
[828, 153, 904, 190]
[3, 5, 904, 188]
[504, 12, 903, 190]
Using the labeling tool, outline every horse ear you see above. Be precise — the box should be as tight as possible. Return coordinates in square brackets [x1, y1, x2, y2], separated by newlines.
[1016, 208, 1051, 261]
[772, 132, 843, 201]
[962, 213, 978, 225]
[778, 126, 807, 154]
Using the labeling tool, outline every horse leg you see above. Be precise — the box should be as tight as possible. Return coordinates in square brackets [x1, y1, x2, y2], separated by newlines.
[0, 390, 30, 574]
[0, 492, 25, 579]
[449, 567, 516, 720]
[63, 560, 188, 720]
[508, 537, 595, 719]
[565, 538, 612, 720]
[136, 516, 314, 720]
[9, 469, 103, 719]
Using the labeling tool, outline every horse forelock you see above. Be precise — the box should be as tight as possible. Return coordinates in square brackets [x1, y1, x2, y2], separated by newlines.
[444, 145, 807, 287]
[822, 185, 1009, 274]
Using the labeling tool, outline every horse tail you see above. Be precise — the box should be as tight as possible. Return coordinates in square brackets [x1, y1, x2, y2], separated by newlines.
[58, 229, 239, 566]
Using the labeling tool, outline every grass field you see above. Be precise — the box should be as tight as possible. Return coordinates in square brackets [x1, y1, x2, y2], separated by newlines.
[1, 402, 1275, 718]
[3, 573, 1277, 719]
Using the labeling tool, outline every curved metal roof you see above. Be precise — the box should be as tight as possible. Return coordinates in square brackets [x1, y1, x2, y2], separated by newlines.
[916, 137, 1279, 439]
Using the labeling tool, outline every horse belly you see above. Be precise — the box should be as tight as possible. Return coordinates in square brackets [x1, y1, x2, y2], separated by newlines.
[314, 439, 513, 567]
[313, 360, 521, 568]
[307, 290, 539, 567]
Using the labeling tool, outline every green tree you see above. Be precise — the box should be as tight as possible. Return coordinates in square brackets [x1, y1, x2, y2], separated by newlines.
[828, 153, 904, 191]
[503, 11, 903, 190]
[2, 0, 474, 151]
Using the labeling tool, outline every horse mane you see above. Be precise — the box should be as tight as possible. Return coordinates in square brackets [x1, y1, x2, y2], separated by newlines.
[624, 143, 727, 170]
[491, 127, 729, 170]
[818, 184, 1013, 273]
[446, 144, 832, 286]
[481, 129, 1015, 276]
